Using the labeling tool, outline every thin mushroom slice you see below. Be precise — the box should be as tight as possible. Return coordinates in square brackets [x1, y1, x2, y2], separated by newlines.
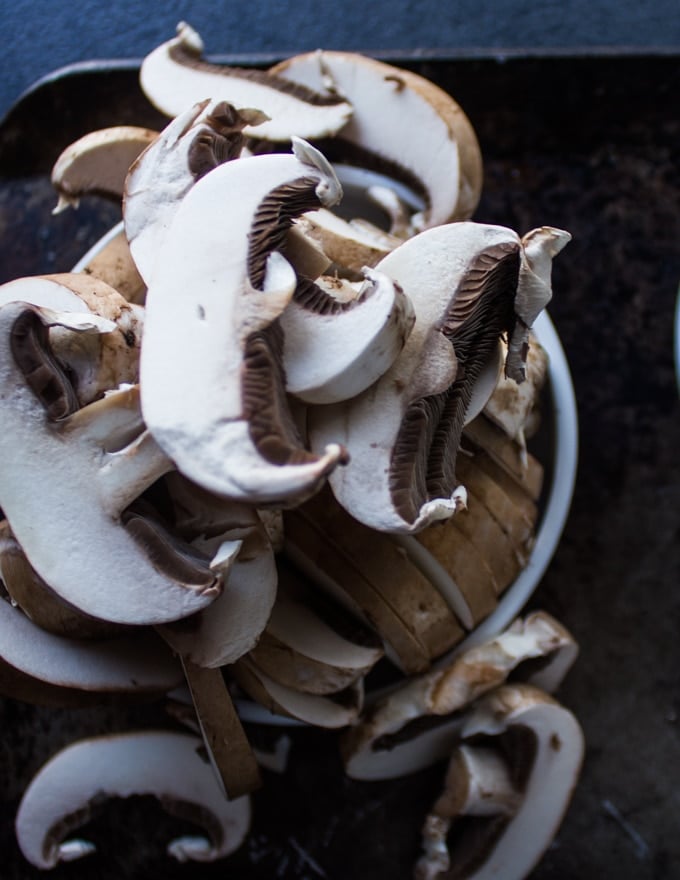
[74, 222, 146, 305]
[295, 209, 400, 275]
[415, 684, 584, 880]
[140, 138, 347, 505]
[309, 223, 526, 533]
[0, 273, 144, 408]
[124, 98, 268, 285]
[0, 593, 182, 705]
[0, 303, 220, 624]
[282, 267, 415, 404]
[140, 22, 352, 141]
[15, 730, 251, 869]
[271, 50, 483, 229]
[342, 612, 578, 780]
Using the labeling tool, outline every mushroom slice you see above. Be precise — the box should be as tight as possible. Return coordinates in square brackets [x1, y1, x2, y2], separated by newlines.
[124, 98, 268, 285]
[140, 138, 347, 505]
[0, 302, 220, 624]
[271, 50, 483, 229]
[308, 223, 525, 533]
[156, 472, 277, 668]
[140, 22, 352, 141]
[74, 223, 147, 305]
[342, 612, 578, 780]
[51, 125, 159, 212]
[231, 657, 364, 728]
[0, 593, 182, 705]
[0, 273, 144, 407]
[295, 209, 400, 275]
[415, 684, 584, 880]
[281, 267, 414, 404]
[248, 559, 384, 694]
[15, 730, 251, 869]
[283, 487, 465, 674]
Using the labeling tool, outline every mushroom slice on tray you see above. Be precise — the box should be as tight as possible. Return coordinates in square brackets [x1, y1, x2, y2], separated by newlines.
[51, 125, 159, 213]
[74, 224, 147, 306]
[341, 612, 578, 780]
[0, 301, 222, 624]
[124, 98, 267, 285]
[308, 222, 557, 533]
[140, 22, 352, 141]
[271, 50, 483, 230]
[281, 268, 414, 404]
[415, 684, 584, 880]
[0, 273, 144, 406]
[0, 593, 182, 707]
[15, 731, 251, 869]
[140, 138, 347, 505]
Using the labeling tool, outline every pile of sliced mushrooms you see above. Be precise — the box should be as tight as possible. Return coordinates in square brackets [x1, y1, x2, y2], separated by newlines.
[0, 21, 581, 879]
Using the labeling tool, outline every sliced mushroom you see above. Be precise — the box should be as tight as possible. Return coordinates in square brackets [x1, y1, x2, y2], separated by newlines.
[271, 50, 483, 229]
[51, 125, 159, 213]
[124, 98, 267, 285]
[415, 683, 584, 880]
[15, 731, 251, 868]
[0, 302, 220, 624]
[308, 222, 527, 533]
[0, 593, 182, 705]
[74, 223, 147, 305]
[140, 138, 347, 505]
[140, 22, 352, 141]
[281, 267, 414, 404]
[248, 559, 384, 694]
[342, 612, 578, 780]
[295, 208, 399, 275]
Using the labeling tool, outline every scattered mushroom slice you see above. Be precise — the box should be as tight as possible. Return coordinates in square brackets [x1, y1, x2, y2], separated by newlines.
[140, 22, 352, 141]
[295, 209, 400, 275]
[15, 730, 251, 869]
[415, 683, 584, 880]
[342, 612, 578, 780]
[271, 50, 483, 229]
[232, 657, 364, 728]
[51, 125, 159, 213]
[0, 303, 221, 624]
[74, 223, 147, 305]
[140, 138, 347, 505]
[309, 222, 527, 533]
[124, 98, 268, 285]
[0, 593, 182, 705]
[284, 486, 466, 674]
[156, 472, 277, 668]
[0, 273, 144, 406]
[248, 559, 384, 695]
[0, 520, 123, 640]
[181, 658, 262, 798]
[281, 267, 414, 404]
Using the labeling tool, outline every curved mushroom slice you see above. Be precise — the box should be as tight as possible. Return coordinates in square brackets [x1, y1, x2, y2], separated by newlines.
[15, 730, 251, 869]
[0, 593, 182, 706]
[75, 223, 147, 306]
[309, 223, 525, 533]
[182, 659, 262, 798]
[283, 487, 465, 674]
[248, 559, 384, 695]
[124, 98, 268, 285]
[0, 520, 123, 640]
[295, 209, 400, 275]
[271, 50, 482, 229]
[140, 22, 352, 141]
[232, 657, 364, 729]
[342, 612, 578, 780]
[156, 472, 277, 668]
[415, 684, 584, 880]
[51, 125, 159, 213]
[0, 303, 220, 624]
[282, 268, 414, 404]
[140, 138, 347, 505]
[0, 273, 143, 407]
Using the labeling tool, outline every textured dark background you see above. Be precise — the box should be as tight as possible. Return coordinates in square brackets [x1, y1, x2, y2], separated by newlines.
[0, 16, 679, 880]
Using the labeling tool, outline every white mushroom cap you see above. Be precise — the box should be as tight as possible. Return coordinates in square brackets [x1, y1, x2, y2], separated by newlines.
[15, 731, 251, 868]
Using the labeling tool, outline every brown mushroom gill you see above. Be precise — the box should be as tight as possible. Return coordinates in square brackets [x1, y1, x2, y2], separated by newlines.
[10, 309, 79, 421]
[188, 103, 267, 180]
[390, 245, 520, 526]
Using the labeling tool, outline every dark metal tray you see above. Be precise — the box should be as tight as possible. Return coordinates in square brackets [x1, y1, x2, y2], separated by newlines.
[0, 55, 678, 879]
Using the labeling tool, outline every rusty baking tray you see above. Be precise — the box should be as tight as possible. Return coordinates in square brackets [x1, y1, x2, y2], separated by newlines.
[0, 54, 678, 879]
